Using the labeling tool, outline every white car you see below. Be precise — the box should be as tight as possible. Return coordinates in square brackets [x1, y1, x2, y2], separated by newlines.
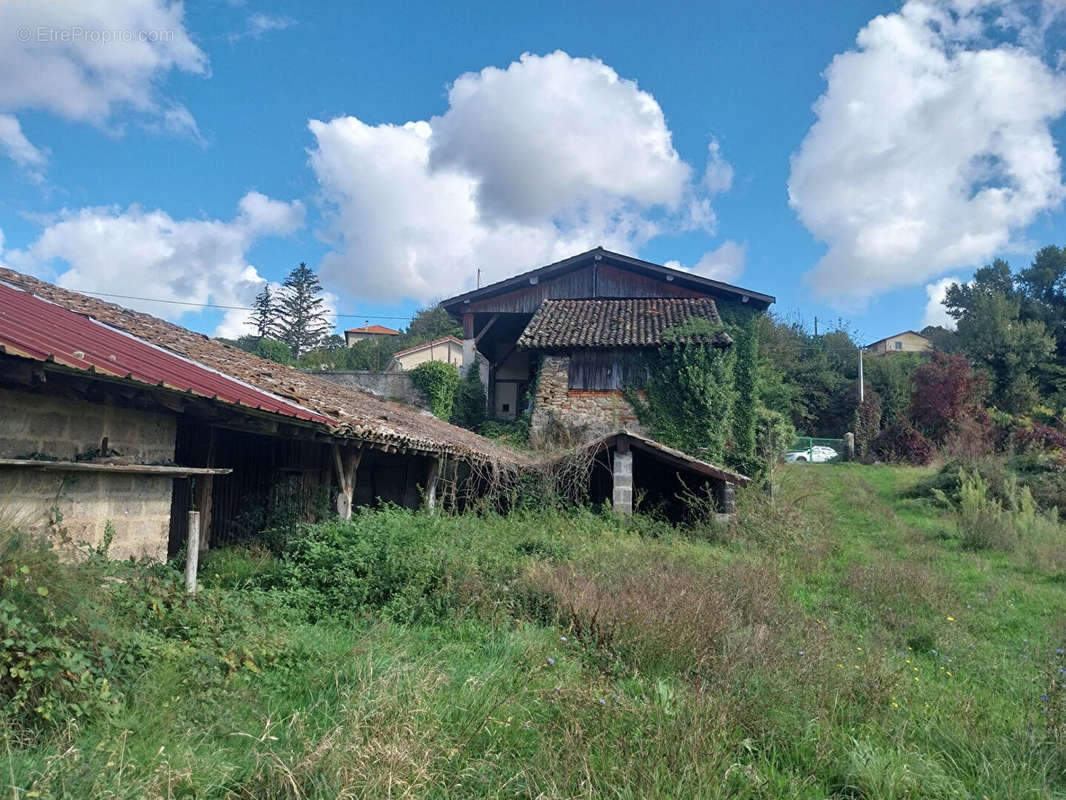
[785, 445, 839, 463]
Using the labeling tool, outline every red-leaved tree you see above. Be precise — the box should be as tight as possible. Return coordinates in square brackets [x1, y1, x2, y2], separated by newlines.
[910, 352, 989, 450]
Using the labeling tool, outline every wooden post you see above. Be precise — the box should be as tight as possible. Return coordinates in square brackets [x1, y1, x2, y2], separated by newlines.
[185, 510, 200, 595]
[845, 432, 856, 462]
[425, 457, 440, 511]
[332, 443, 362, 520]
[197, 428, 216, 553]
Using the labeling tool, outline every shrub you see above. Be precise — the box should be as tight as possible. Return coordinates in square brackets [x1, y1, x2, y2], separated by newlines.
[267, 510, 465, 623]
[871, 420, 936, 464]
[451, 358, 487, 430]
[409, 361, 461, 421]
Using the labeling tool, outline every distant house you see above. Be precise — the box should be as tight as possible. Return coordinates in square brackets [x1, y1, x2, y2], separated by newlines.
[440, 247, 774, 434]
[867, 330, 932, 355]
[387, 336, 464, 373]
[344, 324, 400, 347]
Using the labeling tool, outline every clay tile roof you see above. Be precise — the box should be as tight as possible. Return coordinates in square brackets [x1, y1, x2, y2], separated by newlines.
[345, 324, 400, 335]
[517, 298, 732, 350]
[0, 268, 527, 466]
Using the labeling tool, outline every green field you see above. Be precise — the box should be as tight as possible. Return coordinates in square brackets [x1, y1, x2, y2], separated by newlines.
[4, 463, 1066, 798]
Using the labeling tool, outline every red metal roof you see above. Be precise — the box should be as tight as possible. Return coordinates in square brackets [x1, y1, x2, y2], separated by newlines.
[345, 324, 400, 335]
[0, 282, 336, 426]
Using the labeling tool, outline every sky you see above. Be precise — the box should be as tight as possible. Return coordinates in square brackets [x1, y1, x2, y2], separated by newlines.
[2, 0, 1066, 344]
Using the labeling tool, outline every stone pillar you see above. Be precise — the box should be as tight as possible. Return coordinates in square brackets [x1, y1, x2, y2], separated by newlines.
[845, 432, 856, 462]
[612, 449, 633, 515]
[713, 481, 736, 515]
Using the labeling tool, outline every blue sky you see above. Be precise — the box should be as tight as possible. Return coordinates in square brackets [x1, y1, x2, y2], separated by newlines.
[2, 0, 1065, 344]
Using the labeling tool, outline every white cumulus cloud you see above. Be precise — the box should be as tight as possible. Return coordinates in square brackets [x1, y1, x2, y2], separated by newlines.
[922, 275, 963, 329]
[7, 192, 305, 337]
[0, 113, 46, 171]
[0, 0, 207, 169]
[789, 0, 1066, 307]
[665, 239, 747, 283]
[309, 51, 730, 302]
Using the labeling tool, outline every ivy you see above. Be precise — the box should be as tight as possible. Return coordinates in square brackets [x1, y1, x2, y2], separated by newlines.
[630, 307, 766, 475]
[410, 361, 461, 421]
[629, 318, 737, 463]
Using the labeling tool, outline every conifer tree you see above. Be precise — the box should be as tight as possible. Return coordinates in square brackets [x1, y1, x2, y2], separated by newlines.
[278, 263, 332, 359]
[248, 284, 280, 340]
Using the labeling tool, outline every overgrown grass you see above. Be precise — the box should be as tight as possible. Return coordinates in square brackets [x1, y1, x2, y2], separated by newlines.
[4, 463, 1066, 797]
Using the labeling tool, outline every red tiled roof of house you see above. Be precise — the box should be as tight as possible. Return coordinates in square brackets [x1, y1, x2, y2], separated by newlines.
[345, 324, 400, 335]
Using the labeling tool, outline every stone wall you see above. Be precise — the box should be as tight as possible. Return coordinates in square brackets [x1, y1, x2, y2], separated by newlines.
[306, 370, 429, 410]
[0, 387, 177, 561]
[530, 355, 646, 445]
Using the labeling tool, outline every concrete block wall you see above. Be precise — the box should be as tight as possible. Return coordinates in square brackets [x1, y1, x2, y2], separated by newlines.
[530, 355, 647, 445]
[0, 388, 177, 561]
[308, 371, 430, 411]
[612, 450, 633, 514]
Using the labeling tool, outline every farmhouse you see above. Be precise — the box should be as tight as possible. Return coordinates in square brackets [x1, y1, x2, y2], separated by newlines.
[0, 268, 523, 561]
[386, 336, 464, 373]
[866, 330, 933, 355]
[440, 247, 774, 440]
[344, 323, 400, 347]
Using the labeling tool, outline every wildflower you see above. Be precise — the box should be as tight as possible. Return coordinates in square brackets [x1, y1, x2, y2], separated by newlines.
[560, 636, 568, 642]
[946, 616, 955, 622]
[1043, 695, 1049, 702]
[524, 723, 531, 729]
[798, 650, 806, 656]
[892, 702, 899, 708]
[547, 657, 555, 666]
[947, 671, 952, 677]
[1058, 648, 1064, 655]
[599, 698, 606, 705]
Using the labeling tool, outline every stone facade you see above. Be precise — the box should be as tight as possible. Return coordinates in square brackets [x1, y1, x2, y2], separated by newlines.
[308, 371, 430, 411]
[0, 388, 177, 561]
[530, 355, 646, 445]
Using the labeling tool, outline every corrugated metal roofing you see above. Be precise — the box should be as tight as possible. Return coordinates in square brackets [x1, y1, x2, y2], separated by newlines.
[0, 281, 336, 426]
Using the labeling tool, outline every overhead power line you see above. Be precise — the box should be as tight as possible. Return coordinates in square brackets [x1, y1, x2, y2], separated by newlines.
[69, 288, 416, 321]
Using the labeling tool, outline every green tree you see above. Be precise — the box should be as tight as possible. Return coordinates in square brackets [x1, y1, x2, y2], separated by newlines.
[249, 284, 280, 340]
[946, 270, 1054, 413]
[278, 263, 332, 359]
[402, 306, 461, 348]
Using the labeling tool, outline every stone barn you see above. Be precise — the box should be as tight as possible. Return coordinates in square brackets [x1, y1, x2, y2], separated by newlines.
[440, 247, 774, 440]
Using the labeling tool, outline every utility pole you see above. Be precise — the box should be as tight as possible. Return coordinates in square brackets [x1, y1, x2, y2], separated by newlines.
[476, 268, 481, 288]
[857, 346, 865, 403]
[814, 316, 818, 337]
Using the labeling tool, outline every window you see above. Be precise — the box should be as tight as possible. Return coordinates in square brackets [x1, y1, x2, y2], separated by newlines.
[894, 341, 903, 350]
[502, 403, 510, 413]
